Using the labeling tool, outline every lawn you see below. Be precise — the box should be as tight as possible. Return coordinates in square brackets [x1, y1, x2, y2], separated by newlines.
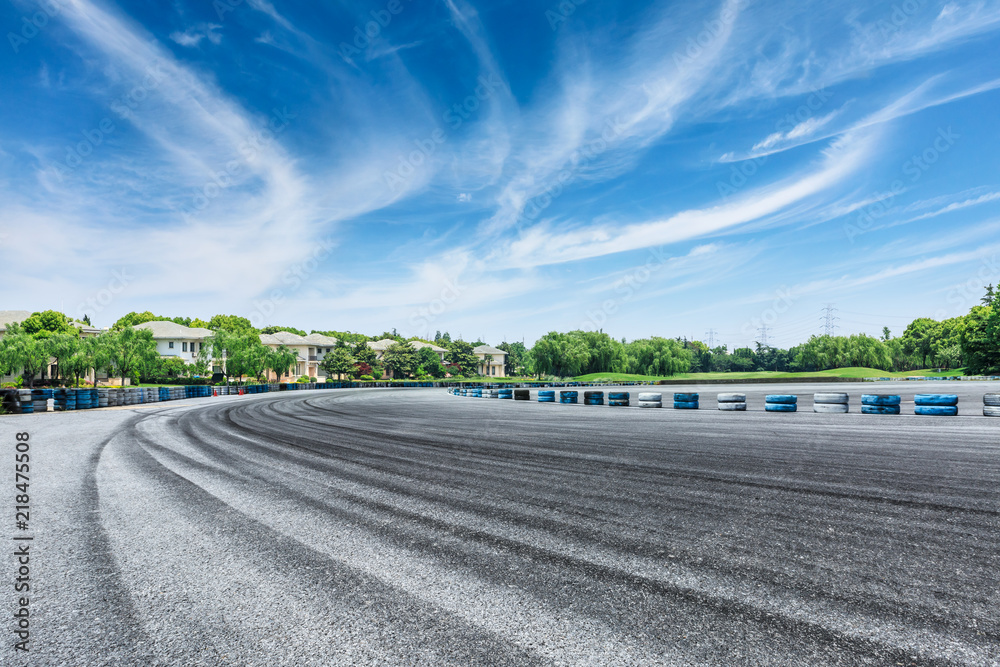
[574, 367, 969, 382]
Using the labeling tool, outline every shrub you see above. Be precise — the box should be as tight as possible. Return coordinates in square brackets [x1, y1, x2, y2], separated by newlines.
[296, 376, 309, 383]
[309, 376, 317, 382]
[359, 374, 374, 381]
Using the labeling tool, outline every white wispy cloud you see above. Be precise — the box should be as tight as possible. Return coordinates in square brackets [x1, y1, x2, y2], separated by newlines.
[169, 23, 222, 47]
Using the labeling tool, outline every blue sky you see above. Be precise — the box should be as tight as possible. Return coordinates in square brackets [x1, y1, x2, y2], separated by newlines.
[2, 0, 1000, 349]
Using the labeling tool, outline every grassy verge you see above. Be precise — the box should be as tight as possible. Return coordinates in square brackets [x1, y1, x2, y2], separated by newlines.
[575, 367, 969, 382]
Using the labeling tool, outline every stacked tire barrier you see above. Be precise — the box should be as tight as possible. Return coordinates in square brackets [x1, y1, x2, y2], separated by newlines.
[717, 393, 746, 411]
[14, 389, 31, 414]
[560, 391, 578, 404]
[915, 394, 958, 416]
[32, 389, 51, 413]
[813, 392, 849, 413]
[673, 393, 698, 410]
[608, 391, 629, 407]
[766, 395, 797, 412]
[538, 390, 555, 403]
[637, 392, 662, 408]
[514, 389, 530, 401]
[98, 389, 110, 408]
[862, 394, 900, 415]
[985, 393, 1000, 417]
[584, 391, 604, 406]
[498, 388, 513, 399]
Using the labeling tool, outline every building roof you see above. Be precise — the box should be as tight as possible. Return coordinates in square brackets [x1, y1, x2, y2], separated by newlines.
[0, 310, 33, 332]
[134, 321, 214, 339]
[410, 341, 447, 353]
[366, 338, 399, 351]
[474, 344, 507, 356]
[259, 330, 311, 346]
[303, 333, 338, 346]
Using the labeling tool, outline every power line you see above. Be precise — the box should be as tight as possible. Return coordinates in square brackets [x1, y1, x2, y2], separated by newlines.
[757, 326, 771, 347]
[821, 303, 840, 337]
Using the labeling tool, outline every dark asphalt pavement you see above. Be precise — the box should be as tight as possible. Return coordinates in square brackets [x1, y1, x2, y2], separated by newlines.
[2, 384, 999, 665]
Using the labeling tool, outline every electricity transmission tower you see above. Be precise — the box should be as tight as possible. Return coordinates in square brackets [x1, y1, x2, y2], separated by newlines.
[821, 304, 840, 337]
[705, 329, 717, 347]
[757, 326, 771, 348]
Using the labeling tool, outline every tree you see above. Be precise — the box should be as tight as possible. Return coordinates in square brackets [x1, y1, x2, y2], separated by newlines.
[102, 327, 158, 387]
[321, 347, 356, 380]
[267, 345, 299, 382]
[982, 284, 995, 307]
[445, 340, 479, 377]
[355, 344, 379, 368]
[0, 323, 51, 388]
[204, 330, 274, 383]
[497, 341, 527, 376]
[207, 314, 255, 333]
[415, 347, 446, 378]
[382, 342, 416, 378]
[65, 336, 107, 387]
[900, 318, 939, 368]
[261, 325, 307, 336]
[961, 305, 998, 374]
[882, 326, 891, 342]
[46, 333, 82, 385]
[82, 314, 92, 326]
[21, 310, 75, 337]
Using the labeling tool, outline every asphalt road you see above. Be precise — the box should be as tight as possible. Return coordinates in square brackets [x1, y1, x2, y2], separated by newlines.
[2, 383, 999, 665]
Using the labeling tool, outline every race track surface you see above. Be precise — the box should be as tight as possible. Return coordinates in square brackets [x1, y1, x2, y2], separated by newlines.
[2, 385, 999, 665]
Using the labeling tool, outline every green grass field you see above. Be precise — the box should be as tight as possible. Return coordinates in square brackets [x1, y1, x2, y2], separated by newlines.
[574, 367, 968, 382]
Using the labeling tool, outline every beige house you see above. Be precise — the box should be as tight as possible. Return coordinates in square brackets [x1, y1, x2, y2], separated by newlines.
[364, 339, 449, 378]
[134, 321, 213, 364]
[474, 344, 507, 377]
[410, 340, 447, 362]
[259, 331, 338, 380]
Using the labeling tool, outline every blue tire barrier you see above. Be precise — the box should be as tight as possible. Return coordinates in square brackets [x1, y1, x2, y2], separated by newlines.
[765, 395, 797, 405]
[674, 393, 699, 402]
[514, 389, 530, 401]
[914, 394, 958, 407]
[862, 405, 900, 415]
[673, 401, 699, 409]
[862, 394, 901, 406]
[584, 391, 604, 405]
[498, 389, 513, 399]
[765, 403, 797, 412]
[915, 405, 958, 416]
[608, 392, 629, 407]
[538, 390, 555, 403]
[560, 391, 578, 404]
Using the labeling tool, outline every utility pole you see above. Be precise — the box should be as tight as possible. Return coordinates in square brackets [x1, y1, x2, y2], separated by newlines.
[705, 329, 717, 347]
[821, 304, 839, 337]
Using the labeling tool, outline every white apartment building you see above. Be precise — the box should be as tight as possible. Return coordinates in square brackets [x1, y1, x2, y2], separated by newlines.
[134, 321, 213, 364]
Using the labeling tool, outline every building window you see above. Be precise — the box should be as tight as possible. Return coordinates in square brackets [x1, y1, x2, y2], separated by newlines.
[168, 342, 174, 349]
[182, 342, 188, 352]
